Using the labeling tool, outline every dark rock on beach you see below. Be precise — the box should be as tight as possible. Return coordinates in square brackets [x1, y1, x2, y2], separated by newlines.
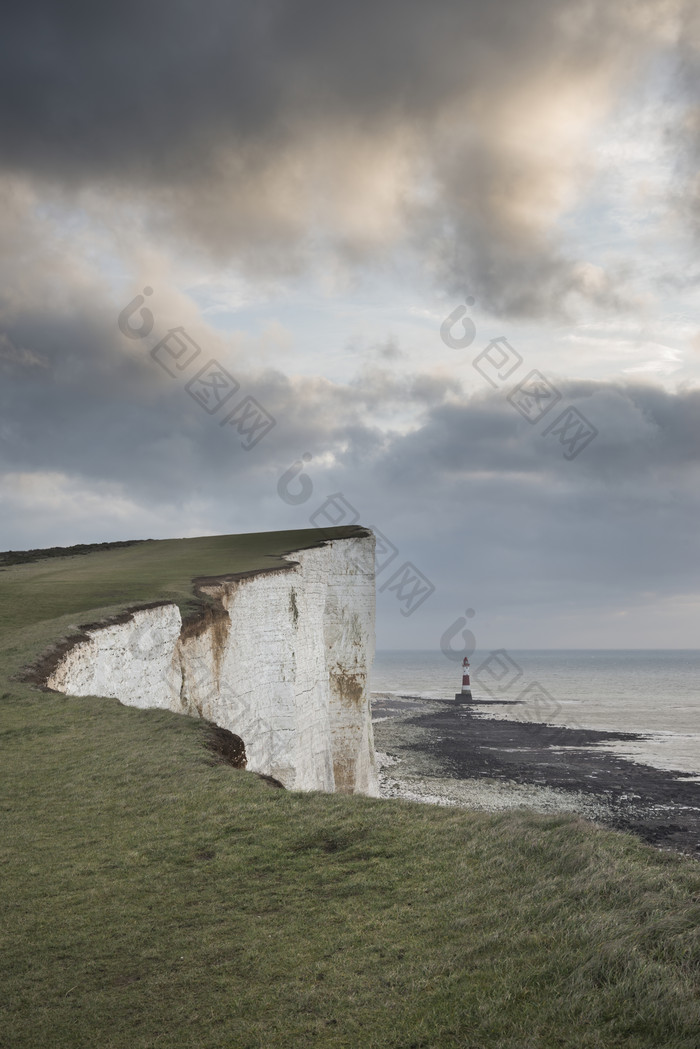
[372, 695, 700, 859]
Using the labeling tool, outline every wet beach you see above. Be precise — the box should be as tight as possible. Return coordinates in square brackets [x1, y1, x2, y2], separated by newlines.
[372, 694, 700, 858]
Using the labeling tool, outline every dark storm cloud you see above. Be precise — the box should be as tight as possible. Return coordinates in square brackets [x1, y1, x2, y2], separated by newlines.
[377, 380, 700, 482]
[0, 0, 610, 177]
[0, 0, 685, 315]
[0, 293, 399, 502]
[364, 379, 700, 613]
[2, 294, 699, 643]
[4, 286, 699, 491]
[3, 302, 699, 577]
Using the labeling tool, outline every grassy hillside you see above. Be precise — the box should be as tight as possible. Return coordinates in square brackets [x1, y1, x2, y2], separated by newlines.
[1, 532, 699, 1048]
[0, 528, 368, 682]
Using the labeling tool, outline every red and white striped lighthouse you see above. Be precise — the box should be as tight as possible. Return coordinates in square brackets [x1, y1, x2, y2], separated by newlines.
[455, 656, 473, 703]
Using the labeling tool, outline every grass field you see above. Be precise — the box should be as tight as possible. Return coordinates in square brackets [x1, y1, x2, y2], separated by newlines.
[1, 532, 700, 1048]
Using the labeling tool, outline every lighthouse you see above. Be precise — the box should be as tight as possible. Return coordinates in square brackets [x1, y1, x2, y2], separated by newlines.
[455, 656, 473, 703]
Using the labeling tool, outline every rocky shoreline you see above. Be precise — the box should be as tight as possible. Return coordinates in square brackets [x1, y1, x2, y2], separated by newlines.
[371, 694, 700, 859]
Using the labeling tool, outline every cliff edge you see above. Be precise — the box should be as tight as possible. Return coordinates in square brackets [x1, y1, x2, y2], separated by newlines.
[46, 532, 377, 795]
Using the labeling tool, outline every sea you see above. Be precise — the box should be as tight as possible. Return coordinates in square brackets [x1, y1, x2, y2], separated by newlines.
[371, 650, 700, 779]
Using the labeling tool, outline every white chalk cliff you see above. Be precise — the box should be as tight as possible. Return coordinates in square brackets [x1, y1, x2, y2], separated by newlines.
[47, 535, 377, 795]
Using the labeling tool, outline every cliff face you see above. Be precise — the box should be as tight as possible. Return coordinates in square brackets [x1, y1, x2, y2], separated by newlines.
[47, 535, 377, 795]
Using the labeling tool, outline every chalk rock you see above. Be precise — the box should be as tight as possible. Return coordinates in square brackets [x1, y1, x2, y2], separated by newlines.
[47, 535, 377, 795]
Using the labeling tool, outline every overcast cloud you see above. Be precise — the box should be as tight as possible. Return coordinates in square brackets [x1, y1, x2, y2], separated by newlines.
[1, 1, 699, 648]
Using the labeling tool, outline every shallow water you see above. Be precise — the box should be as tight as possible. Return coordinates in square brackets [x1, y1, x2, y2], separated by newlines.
[371, 649, 700, 777]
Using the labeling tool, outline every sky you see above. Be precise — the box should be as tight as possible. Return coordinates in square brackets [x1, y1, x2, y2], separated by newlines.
[1, 0, 700, 650]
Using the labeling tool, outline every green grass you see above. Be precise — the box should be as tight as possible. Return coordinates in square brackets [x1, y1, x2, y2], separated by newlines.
[1, 531, 700, 1048]
[0, 528, 366, 658]
[0, 528, 367, 692]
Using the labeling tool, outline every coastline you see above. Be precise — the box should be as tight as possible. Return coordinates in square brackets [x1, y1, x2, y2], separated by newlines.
[372, 694, 700, 858]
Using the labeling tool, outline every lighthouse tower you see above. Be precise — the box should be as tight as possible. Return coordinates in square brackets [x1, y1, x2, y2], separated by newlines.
[455, 656, 473, 703]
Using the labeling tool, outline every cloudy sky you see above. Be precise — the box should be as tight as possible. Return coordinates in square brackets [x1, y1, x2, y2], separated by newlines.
[1, 0, 700, 649]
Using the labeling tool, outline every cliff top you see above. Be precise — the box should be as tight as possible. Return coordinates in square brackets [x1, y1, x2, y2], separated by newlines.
[0, 526, 372, 686]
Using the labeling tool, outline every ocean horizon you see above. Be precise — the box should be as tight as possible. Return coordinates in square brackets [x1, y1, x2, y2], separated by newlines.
[371, 649, 700, 777]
